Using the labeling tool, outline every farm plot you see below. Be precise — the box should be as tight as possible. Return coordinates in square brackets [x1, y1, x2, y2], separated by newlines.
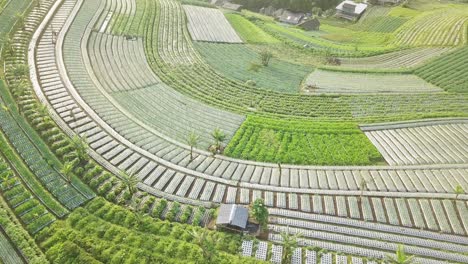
[112, 86, 245, 148]
[183, 5, 242, 43]
[305, 70, 442, 94]
[224, 13, 279, 44]
[98, 0, 137, 34]
[354, 7, 408, 33]
[225, 116, 384, 165]
[194, 42, 311, 93]
[395, 7, 468, 46]
[0, 230, 24, 264]
[141, 0, 468, 121]
[87, 32, 244, 148]
[337, 47, 452, 70]
[363, 122, 468, 165]
[415, 47, 468, 93]
[0, 0, 29, 35]
[38, 198, 253, 264]
[88, 32, 160, 93]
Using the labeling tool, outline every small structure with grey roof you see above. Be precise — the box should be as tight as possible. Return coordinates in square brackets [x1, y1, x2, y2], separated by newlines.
[222, 2, 243, 11]
[336, 0, 368, 21]
[279, 10, 305, 25]
[210, 0, 225, 6]
[299, 17, 321, 31]
[260, 6, 276, 16]
[216, 204, 249, 231]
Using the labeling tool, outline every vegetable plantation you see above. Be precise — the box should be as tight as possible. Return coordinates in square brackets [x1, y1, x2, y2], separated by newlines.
[225, 116, 384, 165]
[183, 5, 242, 43]
[394, 7, 468, 46]
[305, 69, 442, 94]
[225, 13, 279, 44]
[194, 42, 311, 93]
[415, 47, 468, 93]
[38, 198, 262, 264]
[0, 0, 467, 262]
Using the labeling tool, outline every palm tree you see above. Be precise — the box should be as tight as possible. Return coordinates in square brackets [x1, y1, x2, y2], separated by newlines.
[71, 135, 88, 165]
[454, 185, 465, 200]
[186, 131, 199, 161]
[60, 161, 74, 183]
[1, 171, 14, 189]
[120, 170, 139, 197]
[38, 104, 48, 120]
[15, 13, 26, 30]
[211, 128, 226, 153]
[384, 245, 416, 264]
[188, 229, 219, 263]
[12, 64, 29, 81]
[1, 35, 13, 58]
[1, 104, 9, 112]
[280, 229, 302, 264]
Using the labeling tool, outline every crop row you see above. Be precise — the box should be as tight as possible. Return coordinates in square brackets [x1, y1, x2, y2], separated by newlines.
[141, 0, 468, 122]
[0, 188, 48, 263]
[194, 42, 311, 93]
[305, 69, 441, 94]
[0, 154, 55, 234]
[225, 116, 383, 165]
[224, 13, 279, 44]
[395, 7, 468, 46]
[36, 198, 256, 264]
[415, 47, 468, 93]
[337, 47, 451, 70]
[0, 91, 91, 210]
[183, 5, 242, 43]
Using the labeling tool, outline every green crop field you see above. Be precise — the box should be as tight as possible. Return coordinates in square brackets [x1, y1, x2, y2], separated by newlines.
[415, 47, 468, 93]
[225, 13, 279, 43]
[305, 69, 442, 94]
[225, 116, 384, 165]
[0, 0, 468, 263]
[195, 42, 311, 93]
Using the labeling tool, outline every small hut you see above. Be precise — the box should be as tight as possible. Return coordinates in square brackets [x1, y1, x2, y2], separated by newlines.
[299, 17, 321, 31]
[278, 10, 305, 25]
[216, 204, 249, 232]
[222, 2, 243, 11]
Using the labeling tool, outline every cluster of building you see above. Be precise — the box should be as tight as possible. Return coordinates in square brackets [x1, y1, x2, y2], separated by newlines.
[211, 0, 403, 29]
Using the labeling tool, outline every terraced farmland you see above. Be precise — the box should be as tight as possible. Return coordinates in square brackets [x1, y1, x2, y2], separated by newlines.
[225, 117, 384, 165]
[305, 70, 442, 94]
[0, 0, 466, 262]
[395, 7, 468, 46]
[415, 47, 468, 93]
[337, 47, 452, 70]
[225, 13, 279, 44]
[183, 5, 242, 43]
[362, 120, 468, 165]
[195, 42, 311, 93]
[354, 7, 408, 33]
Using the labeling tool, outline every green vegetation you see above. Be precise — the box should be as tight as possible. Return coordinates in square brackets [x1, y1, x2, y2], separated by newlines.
[195, 42, 311, 93]
[394, 7, 468, 46]
[225, 116, 384, 165]
[139, 0, 468, 122]
[225, 13, 279, 43]
[0, 193, 49, 264]
[0, 85, 93, 210]
[0, 154, 56, 234]
[415, 47, 468, 93]
[0, 0, 30, 50]
[37, 198, 263, 264]
[257, 21, 397, 56]
[305, 69, 441, 94]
